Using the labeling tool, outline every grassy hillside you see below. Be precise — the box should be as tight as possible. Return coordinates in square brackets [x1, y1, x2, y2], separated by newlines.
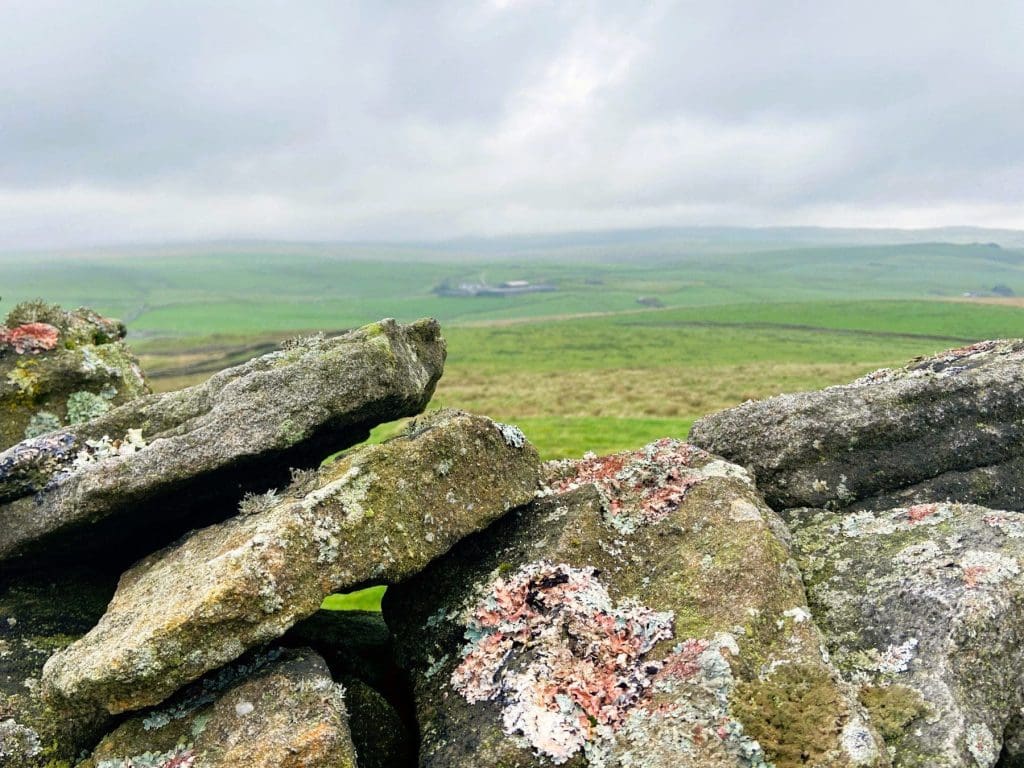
[4, 240, 1024, 460]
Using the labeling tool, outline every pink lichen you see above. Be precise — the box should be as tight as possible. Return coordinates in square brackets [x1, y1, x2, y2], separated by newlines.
[960, 550, 1020, 588]
[0, 323, 59, 354]
[942, 340, 999, 360]
[554, 439, 709, 531]
[906, 503, 939, 523]
[451, 561, 674, 764]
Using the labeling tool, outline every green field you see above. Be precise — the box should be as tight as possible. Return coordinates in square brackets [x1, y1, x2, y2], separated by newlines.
[4, 238, 1024, 461]
[6, 233, 1024, 610]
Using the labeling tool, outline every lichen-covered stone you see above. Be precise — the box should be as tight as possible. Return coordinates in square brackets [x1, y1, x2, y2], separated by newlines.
[791, 502, 1024, 766]
[0, 301, 149, 453]
[0, 564, 116, 767]
[689, 340, 1024, 513]
[77, 648, 357, 768]
[0, 317, 446, 564]
[41, 409, 540, 715]
[386, 439, 886, 767]
[283, 609, 407, 714]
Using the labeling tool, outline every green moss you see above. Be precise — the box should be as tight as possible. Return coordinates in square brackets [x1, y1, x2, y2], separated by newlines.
[731, 663, 845, 768]
[858, 684, 928, 742]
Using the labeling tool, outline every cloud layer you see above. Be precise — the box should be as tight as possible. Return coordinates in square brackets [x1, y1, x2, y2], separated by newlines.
[2, 0, 1023, 248]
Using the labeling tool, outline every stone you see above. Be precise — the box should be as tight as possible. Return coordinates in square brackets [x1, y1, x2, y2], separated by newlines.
[78, 648, 357, 768]
[0, 317, 446, 564]
[41, 409, 540, 715]
[689, 340, 1024, 513]
[0, 564, 115, 767]
[342, 676, 416, 768]
[0, 301, 148, 452]
[791, 502, 1024, 767]
[385, 439, 886, 768]
[283, 609, 406, 712]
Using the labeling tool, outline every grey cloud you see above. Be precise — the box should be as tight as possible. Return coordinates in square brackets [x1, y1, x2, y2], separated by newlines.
[0, 0, 1022, 248]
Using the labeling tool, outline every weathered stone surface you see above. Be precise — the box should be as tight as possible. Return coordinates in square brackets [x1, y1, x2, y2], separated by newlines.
[0, 301, 148, 452]
[689, 340, 1024, 513]
[78, 648, 357, 768]
[283, 610, 416, 766]
[342, 676, 416, 768]
[0, 565, 115, 768]
[0, 317, 445, 563]
[791, 502, 1024, 767]
[386, 439, 885, 767]
[284, 609, 410, 718]
[42, 409, 540, 715]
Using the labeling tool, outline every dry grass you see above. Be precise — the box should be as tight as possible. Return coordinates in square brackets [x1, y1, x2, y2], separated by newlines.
[433, 361, 884, 421]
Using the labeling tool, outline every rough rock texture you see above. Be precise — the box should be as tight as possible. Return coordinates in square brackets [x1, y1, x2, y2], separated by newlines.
[386, 439, 886, 768]
[283, 611, 416, 766]
[689, 340, 1024, 513]
[791, 502, 1024, 767]
[42, 409, 540, 715]
[78, 648, 357, 768]
[0, 301, 148, 452]
[342, 676, 416, 768]
[0, 317, 446, 563]
[0, 565, 115, 768]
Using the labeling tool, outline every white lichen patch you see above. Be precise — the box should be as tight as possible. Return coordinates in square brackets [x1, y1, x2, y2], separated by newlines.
[783, 606, 812, 623]
[851, 638, 918, 678]
[895, 540, 944, 567]
[841, 717, 880, 765]
[966, 722, 999, 767]
[729, 498, 764, 522]
[960, 550, 1020, 588]
[983, 511, 1024, 538]
[450, 561, 674, 764]
[300, 464, 375, 526]
[842, 511, 898, 538]
[95, 746, 196, 768]
[842, 504, 952, 538]
[70, 428, 147, 470]
[0, 719, 42, 760]
[876, 638, 919, 675]
[495, 422, 527, 449]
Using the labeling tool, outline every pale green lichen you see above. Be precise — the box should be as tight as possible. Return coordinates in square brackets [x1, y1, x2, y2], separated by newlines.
[0, 719, 43, 761]
[66, 390, 113, 424]
[24, 411, 62, 439]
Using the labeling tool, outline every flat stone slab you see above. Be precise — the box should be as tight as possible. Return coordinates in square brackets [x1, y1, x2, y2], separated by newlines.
[0, 301, 149, 452]
[41, 409, 540, 715]
[386, 439, 886, 768]
[0, 317, 445, 563]
[792, 502, 1024, 767]
[78, 648, 357, 768]
[689, 340, 1024, 512]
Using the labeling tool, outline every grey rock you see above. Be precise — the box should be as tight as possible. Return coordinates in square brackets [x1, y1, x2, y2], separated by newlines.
[689, 340, 1024, 513]
[791, 502, 1024, 767]
[0, 301, 149, 452]
[41, 409, 540, 715]
[386, 439, 885, 768]
[0, 564, 115, 767]
[78, 648, 357, 768]
[0, 317, 445, 563]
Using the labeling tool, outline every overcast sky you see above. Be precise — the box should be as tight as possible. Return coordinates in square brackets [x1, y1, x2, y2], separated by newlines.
[1, 0, 1022, 249]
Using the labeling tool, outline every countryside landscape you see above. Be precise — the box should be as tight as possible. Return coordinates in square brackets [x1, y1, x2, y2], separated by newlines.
[4, 227, 1023, 460]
